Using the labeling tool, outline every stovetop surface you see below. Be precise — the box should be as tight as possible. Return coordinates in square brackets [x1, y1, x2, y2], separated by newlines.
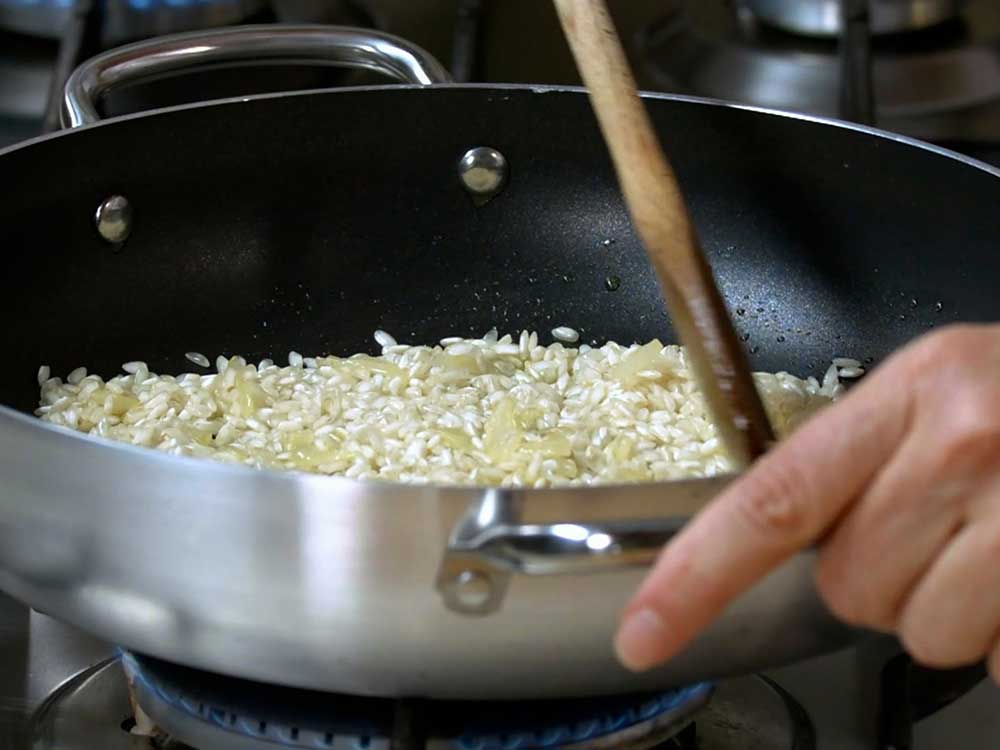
[1, 592, 997, 750]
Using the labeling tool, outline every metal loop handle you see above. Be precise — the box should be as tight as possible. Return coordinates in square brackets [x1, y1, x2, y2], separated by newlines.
[454, 519, 681, 576]
[61, 24, 452, 128]
[435, 488, 690, 615]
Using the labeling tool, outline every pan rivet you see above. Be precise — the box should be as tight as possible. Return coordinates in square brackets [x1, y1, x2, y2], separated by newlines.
[94, 195, 133, 245]
[450, 569, 494, 609]
[458, 147, 508, 201]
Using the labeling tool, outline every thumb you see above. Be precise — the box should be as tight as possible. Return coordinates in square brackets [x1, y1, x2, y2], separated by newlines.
[614, 358, 914, 672]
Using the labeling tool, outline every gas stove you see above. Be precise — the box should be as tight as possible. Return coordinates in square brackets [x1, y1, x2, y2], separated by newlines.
[1, 591, 997, 750]
[635, 0, 1000, 165]
[1, 3, 999, 749]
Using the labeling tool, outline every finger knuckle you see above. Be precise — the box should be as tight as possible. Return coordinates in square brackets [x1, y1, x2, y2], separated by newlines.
[900, 628, 940, 668]
[734, 460, 816, 539]
[989, 647, 1000, 685]
[955, 395, 1000, 444]
[935, 400, 1000, 475]
[912, 325, 985, 368]
[815, 555, 894, 629]
[984, 529, 1000, 562]
[911, 325, 1000, 398]
[814, 570, 866, 626]
[900, 620, 959, 669]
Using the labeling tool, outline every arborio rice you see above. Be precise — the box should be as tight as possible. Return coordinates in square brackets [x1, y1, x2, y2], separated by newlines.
[35, 328, 862, 488]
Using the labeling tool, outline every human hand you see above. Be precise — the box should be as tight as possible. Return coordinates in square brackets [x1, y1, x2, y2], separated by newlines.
[614, 324, 1000, 678]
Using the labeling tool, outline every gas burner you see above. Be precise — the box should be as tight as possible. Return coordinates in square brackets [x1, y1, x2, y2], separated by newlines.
[27, 654, 814, 750]
[122, 653, 711, 750]
[635, 0, 1000, 141]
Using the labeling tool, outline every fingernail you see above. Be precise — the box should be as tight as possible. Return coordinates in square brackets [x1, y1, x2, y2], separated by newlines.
[614, 608, 669, 672]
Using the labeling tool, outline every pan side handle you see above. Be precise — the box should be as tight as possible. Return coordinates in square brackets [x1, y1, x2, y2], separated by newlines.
[61, 24, 452, 128]
[435, 488, 683, 615]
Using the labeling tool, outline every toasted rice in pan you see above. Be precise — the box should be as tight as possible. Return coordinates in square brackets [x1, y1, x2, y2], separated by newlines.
[36, 328, 861, 487]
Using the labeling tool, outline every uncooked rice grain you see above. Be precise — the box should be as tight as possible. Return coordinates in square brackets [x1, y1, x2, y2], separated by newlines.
[836, 366, 865, 379]
[36, 330, 853, 488]
[552, 326, 580, 343]
[185, 352, 210, 368]
[373, 330, 396, 348]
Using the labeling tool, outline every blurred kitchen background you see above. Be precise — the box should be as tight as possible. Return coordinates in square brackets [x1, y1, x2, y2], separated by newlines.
[4, 0, 1000, 164]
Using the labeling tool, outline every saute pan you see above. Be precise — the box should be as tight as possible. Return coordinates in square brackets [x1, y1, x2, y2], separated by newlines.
[0, 25, 997, 699]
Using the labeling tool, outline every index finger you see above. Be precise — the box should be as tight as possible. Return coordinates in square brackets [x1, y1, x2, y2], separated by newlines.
[613, 363, 913, 672]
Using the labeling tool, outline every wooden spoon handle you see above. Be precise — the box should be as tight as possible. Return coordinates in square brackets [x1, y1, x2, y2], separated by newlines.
[553, 0, 774, 468]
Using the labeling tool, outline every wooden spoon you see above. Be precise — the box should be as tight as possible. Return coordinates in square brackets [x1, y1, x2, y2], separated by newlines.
[552, 0, 774, 470]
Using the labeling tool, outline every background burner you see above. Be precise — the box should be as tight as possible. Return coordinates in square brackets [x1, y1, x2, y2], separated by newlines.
[636, 0, 1000, 144]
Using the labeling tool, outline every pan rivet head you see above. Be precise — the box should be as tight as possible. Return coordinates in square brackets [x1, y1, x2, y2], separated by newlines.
[458, 147, 508, 200]
[451, 569, 494, 609]
[94, 195, 132, 245]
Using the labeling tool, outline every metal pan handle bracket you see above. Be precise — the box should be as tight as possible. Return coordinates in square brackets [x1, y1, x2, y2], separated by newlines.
[62, 24, 453, 128]
[435, 489, 684, 615]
